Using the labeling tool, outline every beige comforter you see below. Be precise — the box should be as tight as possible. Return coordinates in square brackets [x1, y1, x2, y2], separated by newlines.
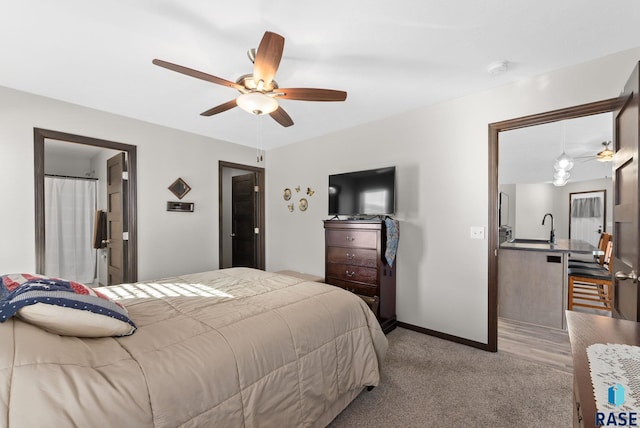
[0, 268, 387, 427]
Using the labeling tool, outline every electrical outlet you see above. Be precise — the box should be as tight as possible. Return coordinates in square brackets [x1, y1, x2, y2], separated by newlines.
[470, 227, 485, 239]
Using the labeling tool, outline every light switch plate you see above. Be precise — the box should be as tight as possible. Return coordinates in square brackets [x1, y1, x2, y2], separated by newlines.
[470, 226, 485, 239]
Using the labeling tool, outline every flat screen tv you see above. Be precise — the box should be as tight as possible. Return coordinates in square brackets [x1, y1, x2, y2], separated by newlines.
[328, 166, 396, 217]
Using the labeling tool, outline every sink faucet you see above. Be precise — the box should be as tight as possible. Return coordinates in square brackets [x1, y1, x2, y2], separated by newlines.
[542, 213, 556, 244]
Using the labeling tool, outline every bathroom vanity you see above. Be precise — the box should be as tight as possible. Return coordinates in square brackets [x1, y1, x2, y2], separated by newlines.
[498, 238, 600, 330]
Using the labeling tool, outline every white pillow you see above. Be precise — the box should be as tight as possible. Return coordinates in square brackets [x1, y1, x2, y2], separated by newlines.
[18, 303, 135, 337]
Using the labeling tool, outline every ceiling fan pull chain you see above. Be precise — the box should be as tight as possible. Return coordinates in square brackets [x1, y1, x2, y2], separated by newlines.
[256, 115, 264, 163]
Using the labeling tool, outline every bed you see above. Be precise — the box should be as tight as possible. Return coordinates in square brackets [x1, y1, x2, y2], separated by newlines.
[0, 268, 388, 427]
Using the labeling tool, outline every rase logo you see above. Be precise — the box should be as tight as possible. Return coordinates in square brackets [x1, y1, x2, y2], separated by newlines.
[596, 384, 638, 426]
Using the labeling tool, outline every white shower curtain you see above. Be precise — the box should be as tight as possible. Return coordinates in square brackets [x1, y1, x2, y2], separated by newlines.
[44, 176, 97, 284]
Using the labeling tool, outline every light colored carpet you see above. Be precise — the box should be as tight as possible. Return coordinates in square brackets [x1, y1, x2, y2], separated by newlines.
[329, 327, 573, 428]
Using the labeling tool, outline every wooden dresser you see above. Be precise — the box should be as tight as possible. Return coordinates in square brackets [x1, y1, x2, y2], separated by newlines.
[566, 311, 640, 428]
[324, 220, 397, 333]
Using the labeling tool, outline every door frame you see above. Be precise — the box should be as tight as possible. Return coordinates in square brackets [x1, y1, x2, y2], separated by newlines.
[34, 128, 138, 282]
[218, 161, 265, 270]
[487, 97, 621, 352]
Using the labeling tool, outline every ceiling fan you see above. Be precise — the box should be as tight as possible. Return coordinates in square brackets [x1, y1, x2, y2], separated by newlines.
[152, 31, 347, 128]
[575, 141, 614, 163]
[595, 141, 614, 162]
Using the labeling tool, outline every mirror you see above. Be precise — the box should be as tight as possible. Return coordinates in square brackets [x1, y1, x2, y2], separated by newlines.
[499, 192, 510, 227]
[168, 177, 191, 200]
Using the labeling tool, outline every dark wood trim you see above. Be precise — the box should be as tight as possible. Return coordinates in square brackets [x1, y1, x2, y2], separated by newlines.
[34, 128, 138, 282]
[397, 321, 491, 351]
[34, 131, 45, 273]
[488, 120, 499, 353]
[487, 97, 622, 353]
[218, 161, 266, 270]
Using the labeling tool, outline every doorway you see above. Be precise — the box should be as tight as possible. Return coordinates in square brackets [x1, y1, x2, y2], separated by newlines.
[34, 128, 138, 284]
[43, 173, 98, 284]
[218, 161, 265, 270]
[569, 190, 607, 247]
[487, 98, 621, 352]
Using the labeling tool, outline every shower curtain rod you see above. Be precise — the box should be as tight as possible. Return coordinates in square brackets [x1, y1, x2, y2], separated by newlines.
[45, 173, 98, 181]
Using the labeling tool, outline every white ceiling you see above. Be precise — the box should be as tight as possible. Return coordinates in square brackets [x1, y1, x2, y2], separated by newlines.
[2, 1, 639, 153]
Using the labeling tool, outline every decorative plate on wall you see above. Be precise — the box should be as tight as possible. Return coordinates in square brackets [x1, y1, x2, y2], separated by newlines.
[299, 198, 308, 211]
[283, 188, 292, 201]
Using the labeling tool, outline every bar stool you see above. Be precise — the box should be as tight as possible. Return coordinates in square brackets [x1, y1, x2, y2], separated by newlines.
[568, 233, 611, 269]
[568, 241, 613, 311]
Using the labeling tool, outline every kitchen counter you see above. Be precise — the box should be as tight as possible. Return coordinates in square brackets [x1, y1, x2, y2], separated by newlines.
[498, 239, 600, 330]
[500, 238, 600, 254]
[499, 238, 603, 329]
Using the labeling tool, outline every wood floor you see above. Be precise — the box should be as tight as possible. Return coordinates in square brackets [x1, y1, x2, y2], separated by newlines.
[498, 317, 573, 374]
[499, 306, 614, 374]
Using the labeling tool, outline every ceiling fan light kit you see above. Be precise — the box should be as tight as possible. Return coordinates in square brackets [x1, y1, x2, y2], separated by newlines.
[596, 141, 614, 162]
[237, 92, 279, 115]
[152, 31, 347, 128]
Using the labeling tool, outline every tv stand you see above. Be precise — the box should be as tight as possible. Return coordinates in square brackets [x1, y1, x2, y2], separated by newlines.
[323, 220, 397, 333]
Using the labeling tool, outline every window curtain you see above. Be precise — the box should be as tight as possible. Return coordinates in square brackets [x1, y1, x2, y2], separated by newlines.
[570, 195, 604, 247]
[44, 176, 97, 284]
[571, 197, 602, 218]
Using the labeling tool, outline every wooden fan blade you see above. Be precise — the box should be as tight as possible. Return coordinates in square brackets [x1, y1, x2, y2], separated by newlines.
[153, 59, 245, 91]
[253, 32, 284, 88]
[269, 106, 294, 127]
[275, 88, 347, 102]
[200, 99, 238, 116]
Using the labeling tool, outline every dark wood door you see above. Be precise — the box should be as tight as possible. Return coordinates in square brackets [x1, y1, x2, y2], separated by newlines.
[106, 153, 127, 285]
[232, 173, 257, 268]
[612, 62, 640, 320]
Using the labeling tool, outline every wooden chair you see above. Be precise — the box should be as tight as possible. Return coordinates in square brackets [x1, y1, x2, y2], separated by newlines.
[568, 240, 613, 311]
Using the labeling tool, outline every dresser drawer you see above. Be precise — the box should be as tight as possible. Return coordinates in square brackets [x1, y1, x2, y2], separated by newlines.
[326, 263, 378, 286]
[326, 246, 378, 267]
[326, 229, 377, 249]
[326, 278, 377, 297]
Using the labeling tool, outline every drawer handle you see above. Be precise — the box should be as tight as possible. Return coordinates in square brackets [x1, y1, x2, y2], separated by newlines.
[345, 236, 355, 241]
[345, 270, 355, 278]
[346, 252, 355, 260]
